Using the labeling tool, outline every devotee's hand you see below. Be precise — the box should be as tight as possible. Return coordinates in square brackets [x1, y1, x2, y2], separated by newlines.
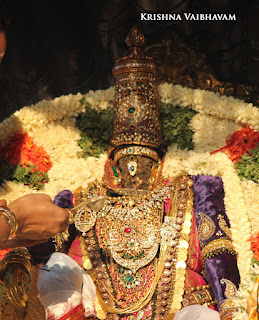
[2, 194, 70, 241]
[0, 236, 47, 250]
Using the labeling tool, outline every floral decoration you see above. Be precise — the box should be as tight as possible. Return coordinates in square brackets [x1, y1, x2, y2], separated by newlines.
[0, 249, 11, 260]
[211, 126, 259, 163]
[0, 132, 52, 190]
[0, 84, 258, 319]
[250, 235, 259, 262]
[235, 146, 259, 183]
[0, 132, 52, 172]
[0, 161, 49, 190]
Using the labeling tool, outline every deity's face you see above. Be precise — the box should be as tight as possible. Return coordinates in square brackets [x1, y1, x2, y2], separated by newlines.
[117, 155, 155, 190]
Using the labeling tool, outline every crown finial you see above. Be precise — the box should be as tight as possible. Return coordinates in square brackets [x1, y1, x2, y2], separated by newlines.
[125, 26, 144, 48]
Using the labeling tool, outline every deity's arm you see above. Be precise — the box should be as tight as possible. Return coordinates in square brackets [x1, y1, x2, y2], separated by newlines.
[192, 175, 240, 320]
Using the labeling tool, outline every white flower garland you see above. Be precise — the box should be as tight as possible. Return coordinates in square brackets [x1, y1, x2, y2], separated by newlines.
[240, 179, 259, 236]
[190, 113, 242, 152]
[158, 83, 259, 131]
[0, 83, 258, 320]
[163, 149, 252, 278]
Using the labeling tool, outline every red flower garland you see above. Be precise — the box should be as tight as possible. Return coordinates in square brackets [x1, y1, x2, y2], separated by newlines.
[0, 132, 52, 172]
[250, 234, 259, 262]
[211, 126, 259, 163]
[0, 249, 11, 261]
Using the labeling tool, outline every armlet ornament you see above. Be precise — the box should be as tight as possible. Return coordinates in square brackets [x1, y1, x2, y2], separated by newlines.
[201, 238, 237, 264]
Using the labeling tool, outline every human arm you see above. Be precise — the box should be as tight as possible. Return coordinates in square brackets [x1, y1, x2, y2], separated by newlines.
[0, 194, 71, 249]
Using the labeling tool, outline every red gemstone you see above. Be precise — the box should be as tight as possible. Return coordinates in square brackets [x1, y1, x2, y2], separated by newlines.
[124, 227, 132, 233]
[130, 125, 135, 131]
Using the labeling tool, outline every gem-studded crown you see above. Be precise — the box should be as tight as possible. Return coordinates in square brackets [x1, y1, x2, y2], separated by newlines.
[108, 26, 165, 159]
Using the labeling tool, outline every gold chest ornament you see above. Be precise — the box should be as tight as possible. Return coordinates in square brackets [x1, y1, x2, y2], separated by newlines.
[76, 174, 194, 320]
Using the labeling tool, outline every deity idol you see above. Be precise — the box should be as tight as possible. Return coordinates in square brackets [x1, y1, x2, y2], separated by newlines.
[2, 27, 240, 320]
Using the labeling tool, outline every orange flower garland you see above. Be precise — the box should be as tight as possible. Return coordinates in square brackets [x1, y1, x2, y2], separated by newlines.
[0, 132, 52, 172]
[211, 126, 259, 163]
[250, 234, 259, 262]
[0, 249, 11, 261]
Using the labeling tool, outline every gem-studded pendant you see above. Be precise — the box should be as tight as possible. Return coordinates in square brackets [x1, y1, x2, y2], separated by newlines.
[127, 160, 137, 176]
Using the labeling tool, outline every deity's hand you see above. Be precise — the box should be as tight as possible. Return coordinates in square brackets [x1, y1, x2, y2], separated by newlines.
[0, 248, 31, 308]
[6, 194, 70, 240]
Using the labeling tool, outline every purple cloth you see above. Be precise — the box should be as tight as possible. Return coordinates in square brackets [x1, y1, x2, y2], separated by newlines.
[192, 175, 240, 304]
[205, 253, 240, 303]
[53, 190, 74, 209]
[192, 175, 231, 246]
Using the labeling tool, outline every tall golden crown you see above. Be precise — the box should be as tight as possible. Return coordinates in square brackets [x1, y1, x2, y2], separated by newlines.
[108, 26, 165, 159]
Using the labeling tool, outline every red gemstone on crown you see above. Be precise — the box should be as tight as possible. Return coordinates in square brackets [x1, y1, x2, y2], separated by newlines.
[130, 125, 135, 131]
[124, 227, 132, 233]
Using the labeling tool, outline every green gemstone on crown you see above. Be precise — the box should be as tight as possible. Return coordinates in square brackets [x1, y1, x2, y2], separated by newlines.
[128, 107, 136, 113]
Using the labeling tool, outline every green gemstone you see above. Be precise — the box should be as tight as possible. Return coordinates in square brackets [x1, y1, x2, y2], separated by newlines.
[128, 148, 133, 153]
[128, 107, 136, 114]
[119, 267, 125, 274]
[131, 243, 134, 246]
[112, 166, 118, 177]
[125, 275, 134, 283]
[200, 294, 204, 298]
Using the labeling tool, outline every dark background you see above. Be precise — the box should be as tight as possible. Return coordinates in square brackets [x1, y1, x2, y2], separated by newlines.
[0, 0, 258, 121]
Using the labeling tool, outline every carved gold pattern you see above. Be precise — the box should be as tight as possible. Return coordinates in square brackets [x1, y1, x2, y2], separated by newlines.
[219, 277, 238, 320]
[220, 278, 238, 299]
[108, 26, 165, 158]
[218, 217, 232, 240]
[197, 212, 216, 242]
[146, 35, 259, 106]
[182, 285, 215, 307]
[201, 239, 237, 264]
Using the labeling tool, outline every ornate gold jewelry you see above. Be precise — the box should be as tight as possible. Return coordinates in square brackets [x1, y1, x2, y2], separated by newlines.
[182, 285, 215, 307]
[74, 206, 97, 237]
[127, 160, 137, 176]
[66, 209, 74, 225]
[197, 212, 216, 242]
[52, 208, 77, 251]
[96, 186, 169, 273]
[114, 146, 159, 164]
[108, 26, 165, 159]
[201, 238, 237, 264]
[78, 173, 194, 319]
[0, 206, 18, 240]
[52, 231, 68, 252]
[218, 280, 238, 320]
[0, 247, 31, 308]
[218, 215, 232, 239]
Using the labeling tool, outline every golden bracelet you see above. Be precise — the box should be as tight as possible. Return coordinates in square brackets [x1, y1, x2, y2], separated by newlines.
[0, 207, 18, 240]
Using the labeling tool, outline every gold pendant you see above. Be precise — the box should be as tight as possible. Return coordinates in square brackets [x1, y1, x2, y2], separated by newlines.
[74, 206, 97, 236]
